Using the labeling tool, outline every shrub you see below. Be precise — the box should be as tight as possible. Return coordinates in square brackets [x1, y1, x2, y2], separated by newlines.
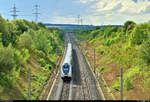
[35, 50, 45, 58]
[145, 78, 150, 88]
[110, 82, 120, 92]
[0, 44, 15, 73]
[99, 50, 104, 55]
[17, 32, 33, 51]
[130, 23, 149, 45]
[14, 49, 30, 65]
[97, 66, 105, 73]
[140, 38, 150, 65]
[39, 58, 47, 67]
[123, 21, 136, 33]
[124, 78, 133, 90]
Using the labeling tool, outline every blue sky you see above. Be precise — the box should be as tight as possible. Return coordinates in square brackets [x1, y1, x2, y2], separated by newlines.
[0, 0, 150, 25]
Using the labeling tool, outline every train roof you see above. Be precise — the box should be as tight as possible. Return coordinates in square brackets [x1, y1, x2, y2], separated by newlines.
[63, 43, 72, 64]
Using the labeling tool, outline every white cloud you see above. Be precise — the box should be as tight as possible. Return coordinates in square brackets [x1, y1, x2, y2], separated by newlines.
[93, 0, 150, 14]
[83, 0, 150, 24]
[118, 1, 150, 14]
[98, 1, 122, 12]
[78, 0, 97, 4]
[51, 15, 77, 24]
[54, 0, 150, 25]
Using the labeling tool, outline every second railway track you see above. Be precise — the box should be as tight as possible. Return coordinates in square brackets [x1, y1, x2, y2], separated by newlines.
[60, 82, 70, 100]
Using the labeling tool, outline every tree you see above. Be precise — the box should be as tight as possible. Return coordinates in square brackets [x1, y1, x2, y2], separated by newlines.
[38, 22, 46, 28]
[123, 21, 136, 33]
[17, 32, 33, 51]
[140, 36, 150, 65]
[0, 44, 15, 73]
[130, 23, 149, 45]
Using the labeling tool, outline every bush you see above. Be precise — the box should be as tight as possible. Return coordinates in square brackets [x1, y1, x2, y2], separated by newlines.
[145, 78, 150, 88]
[140, 38, 150, 65]
[123, 21, 136, 33]
[124, 78, 133, 90]
[14, 49, 30, 65]
[17, 32, 33, 51]
[97, 66, 105, 73]
[39, 58, 47, 67]
[130, 23, 149, 45]
[110, 82, 120, 92]
[0, 44, 15, 73]
[0, 15, 64, 99]
[0, 72, 15, 88]
[99, 50, 104, 55]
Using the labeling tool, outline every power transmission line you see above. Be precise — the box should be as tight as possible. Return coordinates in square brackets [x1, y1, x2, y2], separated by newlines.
[81, 17, 83, 25]
[81, 16, 85, 29]
[77, 15, 80, 25]
[33, 4, 40, 22]
[10, 4, 19, 20]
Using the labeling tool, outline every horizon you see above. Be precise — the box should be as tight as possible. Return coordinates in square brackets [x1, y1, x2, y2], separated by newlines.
[0, 0, 150, 25]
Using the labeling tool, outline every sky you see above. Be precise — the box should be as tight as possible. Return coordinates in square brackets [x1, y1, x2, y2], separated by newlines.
[0, 0, 150, 25]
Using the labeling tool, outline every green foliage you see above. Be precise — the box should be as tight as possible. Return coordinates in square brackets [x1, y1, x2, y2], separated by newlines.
[97, 66, 105, 73]
[17, 32, 33, 50]
[145, 78, 150, 87]
[0, 44, 15, 73]
[124, 78, 133, 90]
[0, 72, 15, 88]
[125, 66, 140, 78]
[104, 26, 119, 38]
[39, 58, 47, 67]
[123, 20, 136, 33]
[38, 22, 46, 28]
[76, 20, 150, 95]
[99, 50, 104, 55]
[110, 82, 120, 92]
[0, 15, 64, 100]
[130, 23, 149, 45]
[18, 49, 30, 64]
[140, 37, 150, 64]
[33, 29, 52, 56]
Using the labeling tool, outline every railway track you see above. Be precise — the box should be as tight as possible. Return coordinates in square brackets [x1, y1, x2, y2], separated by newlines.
[60, 82, 70, 100]
[48, 32, 101, 100]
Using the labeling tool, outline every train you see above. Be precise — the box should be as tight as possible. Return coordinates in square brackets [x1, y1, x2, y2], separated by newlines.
[61, 43, 72, 81]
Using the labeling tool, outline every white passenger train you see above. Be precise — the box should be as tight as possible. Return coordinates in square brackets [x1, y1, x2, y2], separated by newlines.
[61, 43, 72, 81]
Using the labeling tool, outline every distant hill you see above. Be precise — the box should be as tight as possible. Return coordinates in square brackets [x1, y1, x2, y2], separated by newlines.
[44, 23, 123, 30]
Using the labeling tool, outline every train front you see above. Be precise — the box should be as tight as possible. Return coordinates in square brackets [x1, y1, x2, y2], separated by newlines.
[61, 63, 72, 81]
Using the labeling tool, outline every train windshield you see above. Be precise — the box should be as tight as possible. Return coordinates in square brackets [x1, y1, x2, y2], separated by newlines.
[63, 63, 70, 74]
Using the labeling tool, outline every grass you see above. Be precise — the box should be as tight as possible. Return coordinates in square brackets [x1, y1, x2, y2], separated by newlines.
[124, 66, 140, 79]
[124, 78, 133, 90]
[110, 82, 120, 92]
[96, 66, 105, 73]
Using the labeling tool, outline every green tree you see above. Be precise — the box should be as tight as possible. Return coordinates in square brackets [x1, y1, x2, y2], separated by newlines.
[130, 23, 149, 45]
[123, 21, 136, 33]
[0, 44, 15, 73]
[38, 22, 46, 28]
[17, 32, 33, 51]
[140, 37, 150, 65]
